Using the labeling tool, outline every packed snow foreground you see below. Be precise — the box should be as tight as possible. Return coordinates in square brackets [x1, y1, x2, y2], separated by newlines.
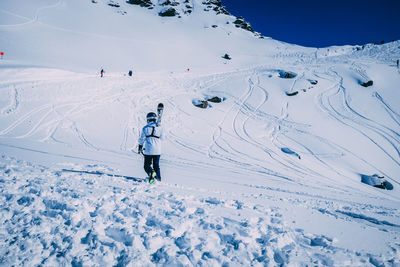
[1, 0, 400, 266]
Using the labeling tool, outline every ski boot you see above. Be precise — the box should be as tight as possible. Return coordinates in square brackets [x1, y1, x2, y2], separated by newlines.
[149, 171, 157, 184]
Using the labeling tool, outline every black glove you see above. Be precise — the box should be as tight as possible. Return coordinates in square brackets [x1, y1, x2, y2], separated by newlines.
[138, 145, 143, 154]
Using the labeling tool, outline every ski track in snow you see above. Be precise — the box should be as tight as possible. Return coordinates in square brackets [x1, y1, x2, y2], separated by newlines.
[1, 0, 400, 264]
[0, 0, 63, 28]
[373, 91, 400, 127]
[316, 68, 400, 184]
[206, 72, 306, 182]
[0, 86, 19, 115]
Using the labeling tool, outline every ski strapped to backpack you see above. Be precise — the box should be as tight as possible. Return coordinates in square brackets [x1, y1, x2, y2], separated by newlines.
[157, 103, 164, 125]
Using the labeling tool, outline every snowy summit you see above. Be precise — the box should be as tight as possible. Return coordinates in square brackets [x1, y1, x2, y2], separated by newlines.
[1, 0, 400, 266]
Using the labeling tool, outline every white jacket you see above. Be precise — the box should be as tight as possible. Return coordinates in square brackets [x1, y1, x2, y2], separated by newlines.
[138, 122, 163, 155]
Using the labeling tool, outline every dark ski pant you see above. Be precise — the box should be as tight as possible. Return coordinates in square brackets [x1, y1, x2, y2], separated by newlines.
[144, 155, 161, 180]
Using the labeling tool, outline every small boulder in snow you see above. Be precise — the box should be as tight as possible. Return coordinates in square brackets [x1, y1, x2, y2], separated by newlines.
[159, 7, 178, 17]
[308, 79, 318, 85]
[222, 53, 231, 60]
[360, 80, 373, 87]
[108, 1, 120, 7]
[207, 96, 223, 103]
[361, 174, 393, 190]
[193, 99, 209, 109]
[279, 70, 297, 79]
[285, 91, 298, 96]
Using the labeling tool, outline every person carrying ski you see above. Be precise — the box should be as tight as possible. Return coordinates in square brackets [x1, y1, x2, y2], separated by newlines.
[138, 112, 163, 183]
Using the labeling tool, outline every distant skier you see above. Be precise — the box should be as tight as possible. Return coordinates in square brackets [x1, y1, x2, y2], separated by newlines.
[138, 112, 164, 183]
[397, 59, 399, 68]
[100, 68, 104, 77]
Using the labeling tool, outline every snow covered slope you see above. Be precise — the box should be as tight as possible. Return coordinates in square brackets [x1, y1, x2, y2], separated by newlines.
[0, 0, 290, 72]
[1, 0, 400, 266]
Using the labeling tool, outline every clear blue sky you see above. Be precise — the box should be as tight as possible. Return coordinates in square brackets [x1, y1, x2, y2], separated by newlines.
[222, 0, 400, 47]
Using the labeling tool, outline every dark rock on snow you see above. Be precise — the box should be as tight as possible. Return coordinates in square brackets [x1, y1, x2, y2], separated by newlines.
[202, 0, 230, 15]
[361, 174, 393, 190]
[159, 7, 178, 16]
[207, 96, 222, 103]
[308, 79, 318, 85]
[285, 91, 298, 96]
[279, 71, 297, 79]
[222, 53, 231, 60]
[361, 80, 373, 87]
[126, 0, 153, 8]
[195, 100, 208, 109]
[233, 17, 254, 32]
[203, 0, 222, 7]
[108, 2, 120, 7]
[160, 0, 179, 6]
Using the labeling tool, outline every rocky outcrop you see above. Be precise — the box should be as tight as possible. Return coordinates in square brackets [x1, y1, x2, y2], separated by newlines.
[202, 0, 229, 15]
[160, 0, 179, 6]
[159, 7, 178, 16]
[233, 17, 254, 32]
[126, 0, 153, 8]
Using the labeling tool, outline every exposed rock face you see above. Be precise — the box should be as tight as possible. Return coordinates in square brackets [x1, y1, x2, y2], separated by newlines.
[285, 91, 298, 96]
[160, 0, 179, 6]
[233, 17, 254, 32]
[124, 0, 262, 37]
[127, 0, 153, 8]
[159, 7, 178, 16]
[202, 0, 230, 15]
